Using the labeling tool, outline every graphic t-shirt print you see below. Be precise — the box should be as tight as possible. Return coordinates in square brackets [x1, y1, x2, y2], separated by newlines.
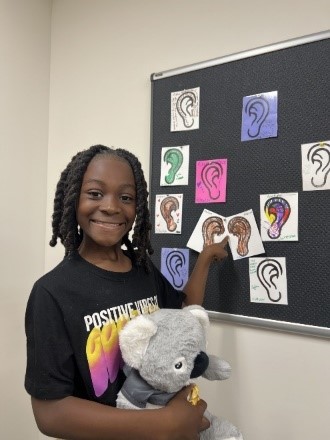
[85, 297, 159, 397]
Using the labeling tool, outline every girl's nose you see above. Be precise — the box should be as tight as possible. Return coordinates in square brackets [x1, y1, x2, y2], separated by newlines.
[100, 196, 120, 214]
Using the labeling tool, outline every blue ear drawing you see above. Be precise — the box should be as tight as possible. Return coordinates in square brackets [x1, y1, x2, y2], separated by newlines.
[245, 96, 270, 138]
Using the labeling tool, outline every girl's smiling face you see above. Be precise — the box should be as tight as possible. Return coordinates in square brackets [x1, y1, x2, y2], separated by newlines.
[76, 154, 136, 254]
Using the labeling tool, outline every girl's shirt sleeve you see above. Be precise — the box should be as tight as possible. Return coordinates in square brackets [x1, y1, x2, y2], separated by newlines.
[25, 282, 75, 400]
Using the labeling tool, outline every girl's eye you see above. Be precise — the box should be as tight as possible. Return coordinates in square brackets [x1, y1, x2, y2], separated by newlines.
[120, 195, 135, 203]
[88, 191, 102, 199]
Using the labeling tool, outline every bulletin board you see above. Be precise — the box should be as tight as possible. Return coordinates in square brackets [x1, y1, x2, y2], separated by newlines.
[149, 31, 330, 338]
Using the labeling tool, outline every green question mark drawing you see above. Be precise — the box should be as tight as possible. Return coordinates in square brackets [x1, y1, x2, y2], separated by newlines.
[164, 148, 184, 184]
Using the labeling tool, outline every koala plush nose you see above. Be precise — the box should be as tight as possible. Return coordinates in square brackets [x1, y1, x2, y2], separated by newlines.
[190, 351, 209, 378]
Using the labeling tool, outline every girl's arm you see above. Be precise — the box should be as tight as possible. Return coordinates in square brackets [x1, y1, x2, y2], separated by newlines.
[31, 385, 208, 440]
[183, 237, 228, 306]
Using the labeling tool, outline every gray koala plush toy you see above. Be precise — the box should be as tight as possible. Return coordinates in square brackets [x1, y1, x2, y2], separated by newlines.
[116, 305, 243, 440]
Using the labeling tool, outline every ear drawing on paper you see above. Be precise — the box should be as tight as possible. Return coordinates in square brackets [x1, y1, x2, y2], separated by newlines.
[260, 192, 298, 242]
[187, 208, 264, 259]
[249, 257, 288, 305]
[307, 142, 330, 188]
[227, 216, 251, 257]
[163, 148, 184, 184]
[201, 161, 223, 200]
[165, 250, 186, 288]
[195, 159, 227, 203]
[160, 145, 189, 186]
[264, 197, 291, 240]
[245, 96, 270, 138]
[241, 91, 278, 141]
[257, 258, 284, 303]
[186, 209, 226, 253]
[171, 87, 200, 132]
[176, 90, 198, 128]
[161, 248, 189, 289]
[202, 216, 225, 248]
[160, 196, 180, 232]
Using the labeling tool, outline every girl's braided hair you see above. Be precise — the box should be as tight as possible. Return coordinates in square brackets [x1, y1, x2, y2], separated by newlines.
[49, 144, 154, 272]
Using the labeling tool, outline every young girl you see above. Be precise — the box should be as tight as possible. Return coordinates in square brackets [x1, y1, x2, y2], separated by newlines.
[25, 144, 228, 440]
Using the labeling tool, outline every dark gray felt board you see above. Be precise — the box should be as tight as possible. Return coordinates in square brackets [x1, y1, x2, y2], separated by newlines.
[149, 34, 330, 334]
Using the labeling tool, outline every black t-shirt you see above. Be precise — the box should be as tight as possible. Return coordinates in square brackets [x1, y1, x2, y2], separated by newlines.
[25, 251, 185, 405]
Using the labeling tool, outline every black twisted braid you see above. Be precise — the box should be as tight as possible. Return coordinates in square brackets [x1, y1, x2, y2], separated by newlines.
[49, 144, 153, 272]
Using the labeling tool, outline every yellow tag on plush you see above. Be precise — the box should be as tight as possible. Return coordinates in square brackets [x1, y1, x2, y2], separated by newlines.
[188, 384, 200, 406]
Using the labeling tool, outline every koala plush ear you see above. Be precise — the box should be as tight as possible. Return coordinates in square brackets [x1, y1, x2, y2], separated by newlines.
[119, 315, 157, 369]
[184, 305, 210, 333]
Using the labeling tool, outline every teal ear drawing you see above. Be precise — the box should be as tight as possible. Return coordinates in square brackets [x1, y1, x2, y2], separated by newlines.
[164, 148, 183, 184]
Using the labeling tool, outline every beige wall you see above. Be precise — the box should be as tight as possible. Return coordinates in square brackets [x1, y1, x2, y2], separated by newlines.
[0, 0, 52, 439]
[1, 0, 329, 439]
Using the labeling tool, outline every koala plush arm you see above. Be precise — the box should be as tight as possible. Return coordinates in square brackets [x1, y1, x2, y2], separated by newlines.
[202, 354, 232, 381]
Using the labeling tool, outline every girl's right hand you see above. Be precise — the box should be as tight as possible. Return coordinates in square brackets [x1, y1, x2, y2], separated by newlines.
[164, 384, 210, 439]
